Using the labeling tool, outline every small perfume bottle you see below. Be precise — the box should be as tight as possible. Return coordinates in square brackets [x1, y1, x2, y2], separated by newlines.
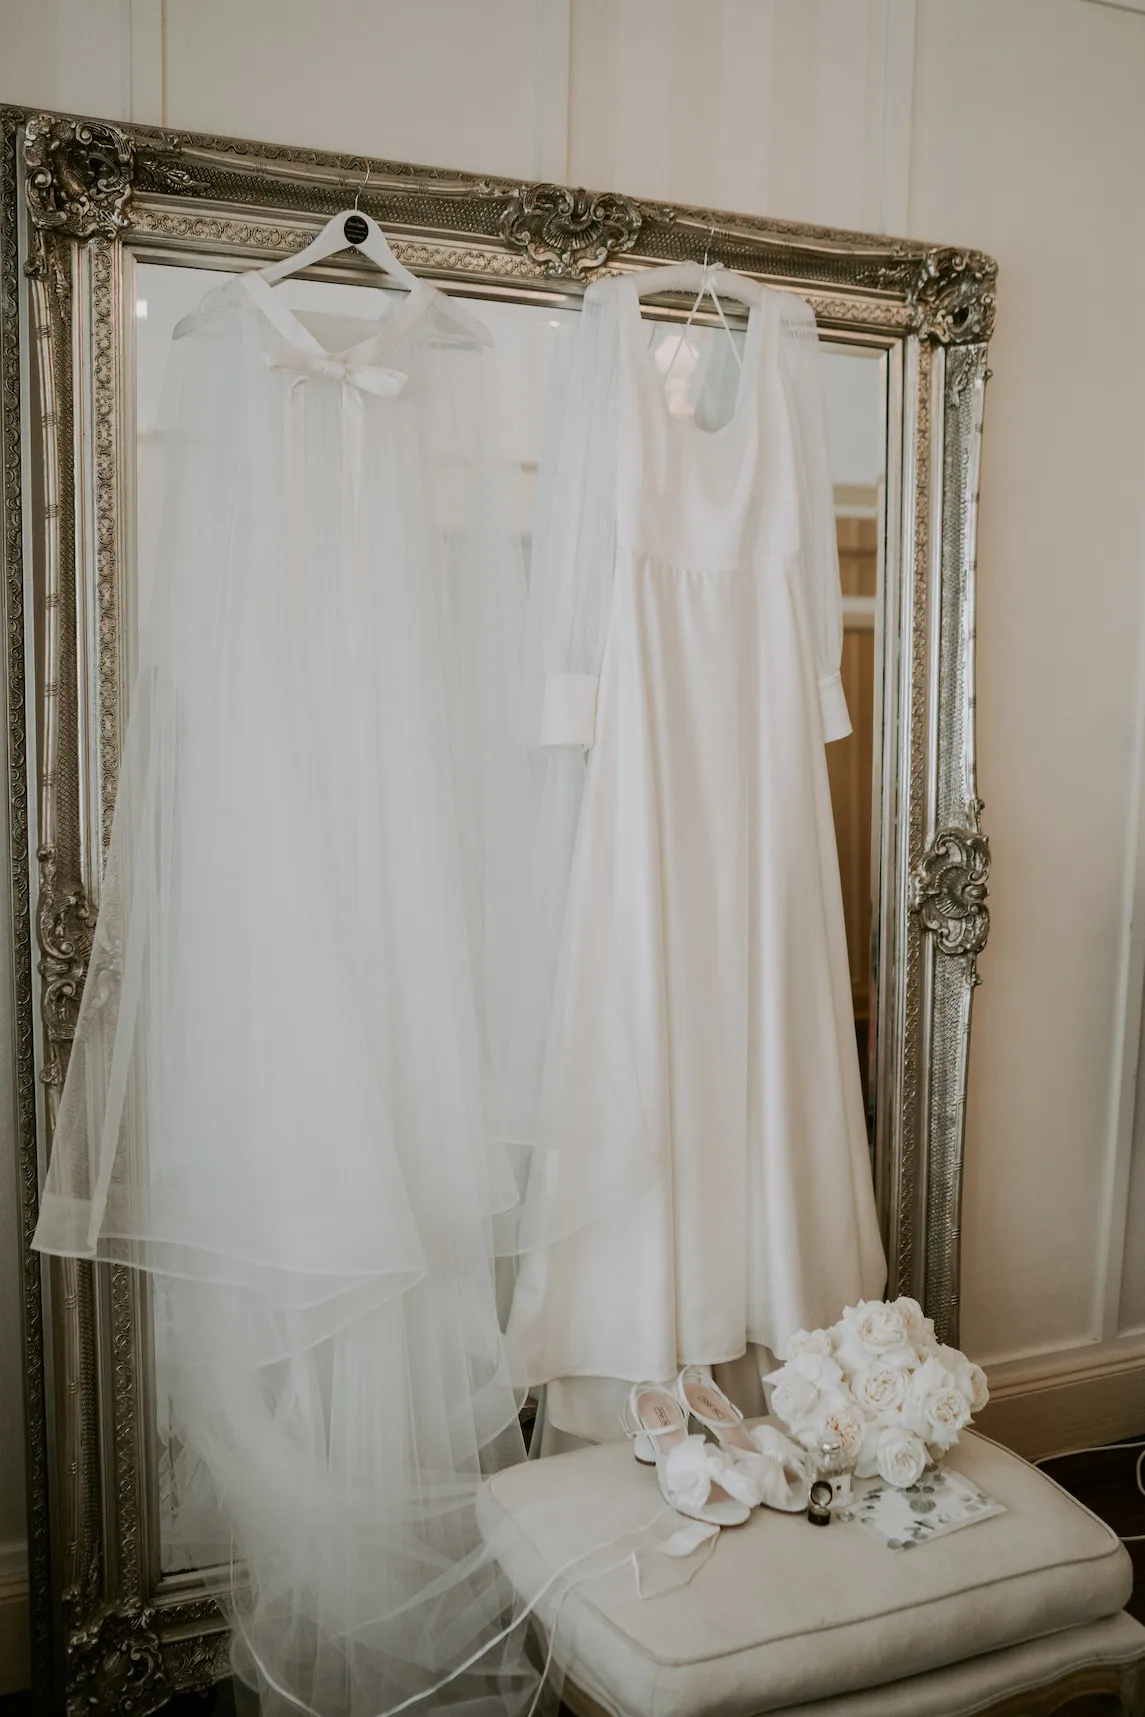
[809, 1430, 854, 1511]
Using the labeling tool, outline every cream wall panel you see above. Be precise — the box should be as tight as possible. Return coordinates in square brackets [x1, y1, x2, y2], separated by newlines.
[908, 0, 1145, 1364]
[0, 0, 131, 114]
[567, 0, 901, 231]
[163, 0, 544, 175]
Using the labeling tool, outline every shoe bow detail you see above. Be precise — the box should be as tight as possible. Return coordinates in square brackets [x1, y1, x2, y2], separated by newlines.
[661, 1435, 740, 1514]
[719, 1424, 814, 1512]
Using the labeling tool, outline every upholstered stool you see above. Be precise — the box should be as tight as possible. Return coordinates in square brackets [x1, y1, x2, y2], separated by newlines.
[478, 1427, 1145, 1716]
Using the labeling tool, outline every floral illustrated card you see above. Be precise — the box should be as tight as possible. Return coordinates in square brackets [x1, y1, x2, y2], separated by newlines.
[853, 1467, 1005, 1550]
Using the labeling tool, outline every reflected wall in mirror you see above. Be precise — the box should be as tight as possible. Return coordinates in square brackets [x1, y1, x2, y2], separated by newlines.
[2, 107, 993, 1707]
[823, 347, 887, 1107]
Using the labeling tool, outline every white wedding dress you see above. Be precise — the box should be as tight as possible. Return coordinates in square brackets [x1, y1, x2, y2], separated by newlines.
[508, 276, 886, 1435]
[34, 271, 546, 1715]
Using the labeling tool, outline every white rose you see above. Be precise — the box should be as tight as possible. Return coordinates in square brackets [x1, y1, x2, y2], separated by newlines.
[801, 1399, 867, 1465]
[783, 1327, 836, 1362]
[893, 1296, 936, 1349]
[902, 1355, 972, 1448]
[925, 1343, 988, 1414]
[929, 1341, 971, 1383]
[877, 1426, 929, 1487]
[925, 1388, 972, 1449]
[843, 1300, 911, 1355]
[765, 1365, 821, 1429]
[788, 1351, 845, 1394]
[852, 1360, 910, 1420]
[835, 1301, 916, 1379]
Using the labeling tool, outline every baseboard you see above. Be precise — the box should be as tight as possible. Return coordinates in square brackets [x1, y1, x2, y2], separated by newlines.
[0, 1555, 28, 1696]
[975, 1338, 1145, 1461]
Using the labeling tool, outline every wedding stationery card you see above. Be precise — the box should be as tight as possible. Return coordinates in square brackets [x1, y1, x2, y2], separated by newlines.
[853, 1468, 1006, 1550]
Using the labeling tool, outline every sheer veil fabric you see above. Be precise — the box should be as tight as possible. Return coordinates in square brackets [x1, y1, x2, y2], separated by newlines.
[32, 273, 570, 1716]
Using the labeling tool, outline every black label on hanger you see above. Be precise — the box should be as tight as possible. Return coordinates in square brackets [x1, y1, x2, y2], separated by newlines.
[343, 214, 369, 246]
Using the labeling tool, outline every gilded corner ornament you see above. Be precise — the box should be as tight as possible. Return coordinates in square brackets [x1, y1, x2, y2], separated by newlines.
[24, 116, 137, 245]
[497, 182, 642, 276]
[22, 115, 203, 267]
[910, 246, 997, 346]
[912, 824, 991, 977]
[66, 1601, 170, 1717]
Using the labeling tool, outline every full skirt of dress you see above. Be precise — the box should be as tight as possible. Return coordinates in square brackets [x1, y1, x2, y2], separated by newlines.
[510, 546, 886, 1391]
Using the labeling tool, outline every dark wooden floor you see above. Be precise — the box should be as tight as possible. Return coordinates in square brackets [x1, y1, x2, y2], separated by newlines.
[1, 1436, 1141, 1715]
[1040, 1438, 1145, 1625]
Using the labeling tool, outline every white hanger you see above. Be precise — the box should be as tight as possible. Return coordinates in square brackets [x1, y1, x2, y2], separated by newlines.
[637, 252, 760, 389]
[630, 259, 766, 310]
[253, 198, 491, 349]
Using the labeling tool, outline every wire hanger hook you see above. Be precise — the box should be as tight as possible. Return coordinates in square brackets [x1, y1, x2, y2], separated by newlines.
[353, 161, 372, 212]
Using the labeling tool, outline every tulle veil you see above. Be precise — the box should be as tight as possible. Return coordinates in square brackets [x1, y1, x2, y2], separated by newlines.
[30, 270, 591, 1717]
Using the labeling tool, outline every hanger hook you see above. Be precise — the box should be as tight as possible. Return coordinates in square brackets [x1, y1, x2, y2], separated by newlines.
[353, 160, 372, 212]
[702, 223, 716, 273]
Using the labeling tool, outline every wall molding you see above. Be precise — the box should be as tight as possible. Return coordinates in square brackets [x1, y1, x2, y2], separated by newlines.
[876, 0, 917, 235]
[533, 0, 570, 183]
[0, 1543, 29, 1697]
[976, 1338, 1145, 1461]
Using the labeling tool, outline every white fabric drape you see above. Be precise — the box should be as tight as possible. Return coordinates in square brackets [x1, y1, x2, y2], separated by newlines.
[33, 273, 551, 1717]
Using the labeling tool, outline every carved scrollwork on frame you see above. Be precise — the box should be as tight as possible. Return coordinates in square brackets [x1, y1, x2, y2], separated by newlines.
[24, 116, 136, 245]
[909, 245, 997, 346]
[23, 114, 205, 273]
[65, 1601, 171, 1717]
[497, 182, 642, 276]
[912, 823, 992, 977]
[36, 848, 97, 1088]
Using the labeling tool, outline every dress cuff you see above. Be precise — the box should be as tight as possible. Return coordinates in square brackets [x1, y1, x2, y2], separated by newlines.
[819, 672, 852, 743]
[541, 673, 599, 748]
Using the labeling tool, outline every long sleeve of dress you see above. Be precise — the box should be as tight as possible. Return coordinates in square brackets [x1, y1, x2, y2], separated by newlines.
[530, 283, 621, 749]
[779, 296, 852, 743]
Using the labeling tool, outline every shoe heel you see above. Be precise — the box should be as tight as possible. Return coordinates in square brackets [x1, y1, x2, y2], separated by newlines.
[633, 1433, 656, 1465]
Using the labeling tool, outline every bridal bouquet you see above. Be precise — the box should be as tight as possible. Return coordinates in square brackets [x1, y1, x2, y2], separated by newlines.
[763, 1298, 990, 1489]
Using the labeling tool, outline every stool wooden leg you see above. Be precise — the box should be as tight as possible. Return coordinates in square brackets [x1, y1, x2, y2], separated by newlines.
[910, 1660, 1145, 1717]
[557, 1677, 611, 1717]
[1118, 1653, 1145, 1717]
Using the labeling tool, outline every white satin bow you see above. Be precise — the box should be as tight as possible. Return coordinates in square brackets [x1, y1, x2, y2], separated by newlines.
[270, 347, 409, 523]
[661, 1435, 740, 1514]
[719, 1424, 814, 1513]
[269, 350, 409, 397]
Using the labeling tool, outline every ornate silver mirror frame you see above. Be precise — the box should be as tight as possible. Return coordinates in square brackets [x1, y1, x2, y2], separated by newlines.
[0, 106, 994, 1712]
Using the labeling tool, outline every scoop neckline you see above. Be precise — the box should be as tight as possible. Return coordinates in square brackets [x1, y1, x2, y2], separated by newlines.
[239, 270, 429, 361]
[622, 277, 761, 440]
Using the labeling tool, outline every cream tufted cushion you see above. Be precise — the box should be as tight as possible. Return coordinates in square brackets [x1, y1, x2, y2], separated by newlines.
[478, 1428, 1136, 1717]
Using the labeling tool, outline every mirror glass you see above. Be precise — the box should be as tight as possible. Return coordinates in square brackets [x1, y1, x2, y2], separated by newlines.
[133, 261, 886, 1569]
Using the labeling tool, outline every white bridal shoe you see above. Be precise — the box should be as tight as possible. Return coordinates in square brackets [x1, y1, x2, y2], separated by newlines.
[675, 1366, 813, 1512]
[621, 1383, 752, 1527]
